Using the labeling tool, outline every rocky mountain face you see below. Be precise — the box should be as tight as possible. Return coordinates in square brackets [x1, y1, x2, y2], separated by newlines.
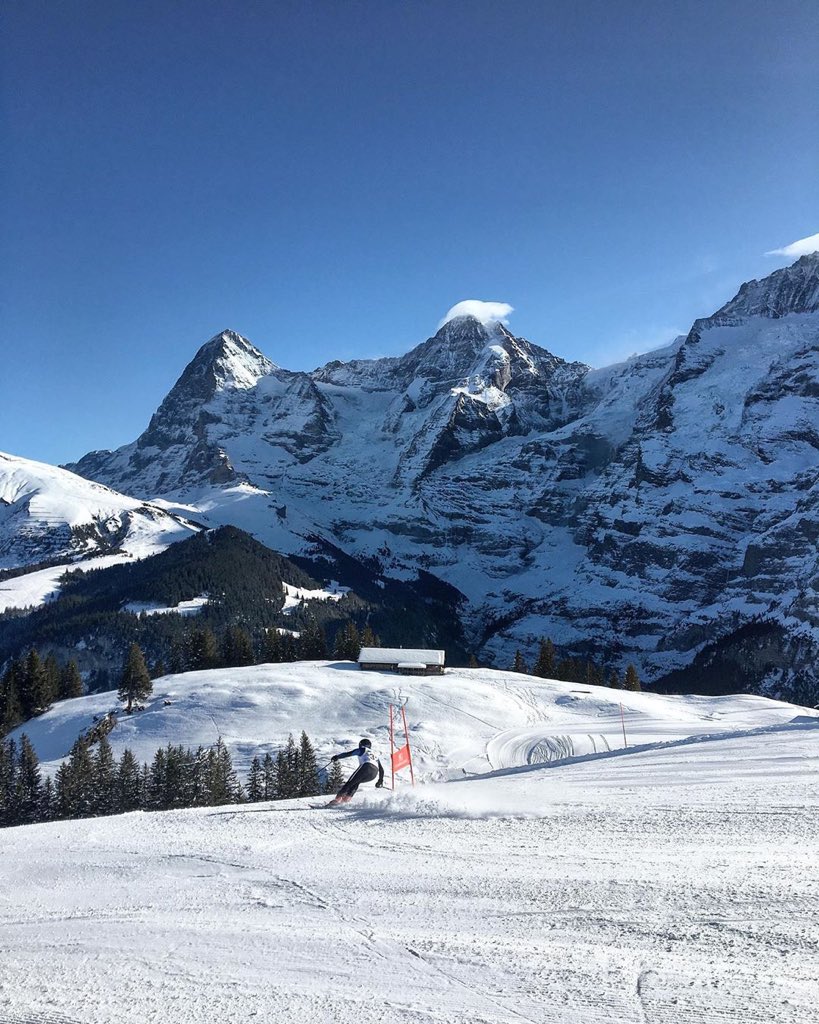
[62, 254, 819, 693]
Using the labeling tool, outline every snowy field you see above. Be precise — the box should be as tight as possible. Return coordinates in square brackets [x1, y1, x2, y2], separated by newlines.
[2, 666, 818, 1022]
[11, 662, 809, 778]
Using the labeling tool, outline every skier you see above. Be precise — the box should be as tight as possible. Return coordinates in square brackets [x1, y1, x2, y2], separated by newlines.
[328, 738, 385, 804]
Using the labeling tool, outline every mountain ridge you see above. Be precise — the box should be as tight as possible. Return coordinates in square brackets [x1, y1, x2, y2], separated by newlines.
[22, 254, 819, 695]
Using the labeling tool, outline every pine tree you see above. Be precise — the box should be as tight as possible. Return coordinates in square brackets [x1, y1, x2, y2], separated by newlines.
[118, 643, 152, 713]
[0, 664, 23, 735]
[360, 625, 379, 649]
[169, 641, 186, 675]
[0, 738, 17, 826]
[208, 739, 241, 805]
[556, 658, 581, 683]
[280, 632, 298, 662]
[273, 749, 289, 799]
[297, 732, 320, 797]
[608, 668, 622, 690]
[58, 660, 84, 701]
[190, 746, 210, 806]
[333, 621, 360, 662]
[93, 736, 117, 816]
[332, 624, 347, 660]
[324, 758, 345, 795]
[147, 748, 168, 810]
[40, 775, 56, 821]
[533, 639, 555, 679]
[624, 664, 641, 691]
[262, 752, 276, 799]
[139, 762, 151, 807]
[56, 742, 95, 819]
[585, 661, 604, 688]
[21, 649, 50, 719]
[162, 744, 192, 808]
[150, 660, 167, 680]
[43, 655, 61, 706]
[188, 628, 220, 671]
[246, 756, 264, 802]
[512, 650, 528, 674]
[222, 625, 254, 668]
[262, 629, 282, 664]
[299, 618, 328, 660]
[117, 749, 143, 812]
[15, 735, 42, 824]
[273, 734, 302, 800]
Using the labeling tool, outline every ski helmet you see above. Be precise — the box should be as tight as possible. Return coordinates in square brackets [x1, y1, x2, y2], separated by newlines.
[359, 738, 372, 749]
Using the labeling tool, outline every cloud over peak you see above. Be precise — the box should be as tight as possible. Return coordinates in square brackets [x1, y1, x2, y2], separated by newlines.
[766, 232, 819, 258]
[439, 300, 514, 330]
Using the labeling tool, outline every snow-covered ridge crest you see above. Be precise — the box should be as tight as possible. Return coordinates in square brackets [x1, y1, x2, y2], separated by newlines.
[0, 450, 200, 585]
[708, 252, 819, 323]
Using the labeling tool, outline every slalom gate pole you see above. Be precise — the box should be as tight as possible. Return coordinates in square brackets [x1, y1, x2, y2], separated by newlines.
[389, 703, 396, 790]
[401, 703, 415, 787]
[619, 703, 628, 748]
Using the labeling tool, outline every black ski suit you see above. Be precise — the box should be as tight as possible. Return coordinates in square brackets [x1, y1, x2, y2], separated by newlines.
[332, 745, 385, 800]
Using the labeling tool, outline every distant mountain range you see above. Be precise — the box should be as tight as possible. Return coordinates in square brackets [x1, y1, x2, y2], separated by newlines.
[3, 254, 818, 696]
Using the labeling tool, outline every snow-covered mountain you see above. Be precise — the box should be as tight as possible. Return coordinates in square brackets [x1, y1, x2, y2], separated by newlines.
[0, 451, 201, 610]
[61, 254, 819, 687]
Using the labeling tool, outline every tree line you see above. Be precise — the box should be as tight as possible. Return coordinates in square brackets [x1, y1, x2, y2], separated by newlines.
[169, 617, 376, 675]
[501, 638, 642, 690]
[1, 649, 83, 736]
[1, 618, 379, 738]
[0, 729, 344, 829]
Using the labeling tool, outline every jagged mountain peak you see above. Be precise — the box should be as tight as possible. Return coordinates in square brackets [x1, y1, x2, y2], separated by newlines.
[710, 252, 819, 323]
[433, 313, 500, 345]
[184, 329, 276, 393]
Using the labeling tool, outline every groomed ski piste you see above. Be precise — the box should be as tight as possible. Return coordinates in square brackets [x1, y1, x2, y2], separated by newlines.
[3, 663, 818, 1023]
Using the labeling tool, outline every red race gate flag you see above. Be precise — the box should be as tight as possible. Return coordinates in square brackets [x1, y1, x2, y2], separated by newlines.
[392, 743, 411, 772]
[389, 702, 415, 788]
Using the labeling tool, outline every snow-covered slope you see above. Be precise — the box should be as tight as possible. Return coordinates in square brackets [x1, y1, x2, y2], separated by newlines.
[0, 451, 202, 610]
[3, 679, 817, 1023]
[14, 662, 812, 779]
[62, 254, 819, 688]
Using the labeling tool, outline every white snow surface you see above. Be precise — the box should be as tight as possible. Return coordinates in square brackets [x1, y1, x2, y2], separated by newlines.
[14, 662, 814, 778]
[0, 451, 200, 603]
[0, 554, 130, 613]
[2, 664, 817, 1022]
[123, 594, 209, 617]
[281, 580, 349, 614]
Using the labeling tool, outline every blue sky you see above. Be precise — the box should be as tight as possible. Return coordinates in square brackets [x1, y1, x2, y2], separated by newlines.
[2, 0, 818, 466]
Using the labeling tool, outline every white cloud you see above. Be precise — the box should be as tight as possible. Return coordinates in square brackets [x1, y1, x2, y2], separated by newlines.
[765, 232, 819, 258]
[438, 300, 514, 329]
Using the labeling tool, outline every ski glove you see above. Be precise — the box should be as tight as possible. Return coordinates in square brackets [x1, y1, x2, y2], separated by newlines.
[375, 780, 384, 788]
[330, 754, 339, 761]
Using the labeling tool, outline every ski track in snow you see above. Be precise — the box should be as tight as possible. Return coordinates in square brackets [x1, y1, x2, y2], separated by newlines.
[2, 670, 818, 1023]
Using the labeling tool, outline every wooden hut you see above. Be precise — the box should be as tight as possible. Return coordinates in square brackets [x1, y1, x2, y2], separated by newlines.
[357, 647, 445, 675]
